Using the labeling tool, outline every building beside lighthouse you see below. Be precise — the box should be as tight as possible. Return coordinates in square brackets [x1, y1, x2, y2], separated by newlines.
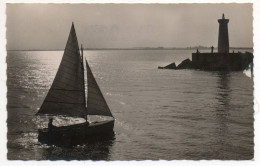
[159, 14, 253, 71]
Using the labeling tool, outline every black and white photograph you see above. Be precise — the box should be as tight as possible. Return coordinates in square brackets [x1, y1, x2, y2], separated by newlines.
[1, 1, 259, 163]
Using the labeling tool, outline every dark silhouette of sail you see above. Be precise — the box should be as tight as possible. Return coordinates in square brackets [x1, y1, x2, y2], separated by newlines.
[85, 59, 113, 117]
[37, 23, 86, 118]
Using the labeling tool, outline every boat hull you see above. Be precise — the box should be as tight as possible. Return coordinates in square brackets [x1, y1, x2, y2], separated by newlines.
[38, 120, 115, 146]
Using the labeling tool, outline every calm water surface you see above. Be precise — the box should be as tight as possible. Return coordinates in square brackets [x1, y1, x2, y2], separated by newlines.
[7, 49, 254, 160]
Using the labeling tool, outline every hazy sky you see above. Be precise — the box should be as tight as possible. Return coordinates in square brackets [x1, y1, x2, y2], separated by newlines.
[6, 3, 253, 50]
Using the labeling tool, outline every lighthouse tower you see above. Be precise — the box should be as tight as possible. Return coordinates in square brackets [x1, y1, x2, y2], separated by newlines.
[218, 14, 229, 53]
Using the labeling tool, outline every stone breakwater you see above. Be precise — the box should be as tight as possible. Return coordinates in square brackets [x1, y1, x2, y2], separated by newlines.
[158, 52, 253, 71]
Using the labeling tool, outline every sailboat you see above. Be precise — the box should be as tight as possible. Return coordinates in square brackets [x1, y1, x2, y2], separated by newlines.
[36, 23, 115, 144]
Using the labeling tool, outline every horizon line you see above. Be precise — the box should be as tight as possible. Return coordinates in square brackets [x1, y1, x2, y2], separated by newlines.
[6, 46, 253, 52]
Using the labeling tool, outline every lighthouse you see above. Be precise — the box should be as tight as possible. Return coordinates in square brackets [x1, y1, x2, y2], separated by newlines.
[218, 14, 229, 53]
[161, 13, 253, 71]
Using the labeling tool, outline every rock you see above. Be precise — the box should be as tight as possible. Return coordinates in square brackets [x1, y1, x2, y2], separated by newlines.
[158, 62, 177, 69]
[176, 59, 192, 69]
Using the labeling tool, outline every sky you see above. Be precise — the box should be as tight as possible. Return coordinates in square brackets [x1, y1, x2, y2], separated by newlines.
[6, 3, 253, 50]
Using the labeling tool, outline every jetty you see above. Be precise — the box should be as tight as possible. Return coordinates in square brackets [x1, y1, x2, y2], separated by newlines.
[158, 14, 253, 71]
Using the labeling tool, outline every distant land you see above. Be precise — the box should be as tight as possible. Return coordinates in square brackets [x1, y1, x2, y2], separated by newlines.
[7, 46, 253, 51]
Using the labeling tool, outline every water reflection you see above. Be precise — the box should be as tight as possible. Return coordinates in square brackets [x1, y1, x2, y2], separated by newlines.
[214, 72, 231, 158]
[216, 72, 231, 111]
[40, 135, 115, 160]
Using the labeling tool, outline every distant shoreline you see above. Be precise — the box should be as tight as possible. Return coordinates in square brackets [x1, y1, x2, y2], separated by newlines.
[7, 47, 253, 52]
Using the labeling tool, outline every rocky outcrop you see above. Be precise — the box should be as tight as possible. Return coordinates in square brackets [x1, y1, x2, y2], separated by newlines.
[158, 62, 176, 69]
[175, 59, 192, 69]
[158, 59, 192, 70]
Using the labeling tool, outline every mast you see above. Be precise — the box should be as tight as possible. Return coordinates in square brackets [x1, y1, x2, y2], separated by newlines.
[81, 44, 87, 120]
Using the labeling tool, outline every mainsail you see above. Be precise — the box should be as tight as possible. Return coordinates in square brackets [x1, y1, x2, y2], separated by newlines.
[37, 23, 86, 118]
[85, 59, 114, 117]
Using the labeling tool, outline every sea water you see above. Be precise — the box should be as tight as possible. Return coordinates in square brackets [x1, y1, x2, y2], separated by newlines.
[7, 49, 254, 160]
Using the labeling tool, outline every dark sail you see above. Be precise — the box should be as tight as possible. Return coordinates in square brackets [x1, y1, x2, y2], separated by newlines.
[37, 23, 86, 118]
[85, 59, 113, 117]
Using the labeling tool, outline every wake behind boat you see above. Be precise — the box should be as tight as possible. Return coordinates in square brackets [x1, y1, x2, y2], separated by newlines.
[36, 23, 115, 145]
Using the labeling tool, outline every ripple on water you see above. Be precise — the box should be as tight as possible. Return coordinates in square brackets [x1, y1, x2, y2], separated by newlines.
[7, 50, 254, 160]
